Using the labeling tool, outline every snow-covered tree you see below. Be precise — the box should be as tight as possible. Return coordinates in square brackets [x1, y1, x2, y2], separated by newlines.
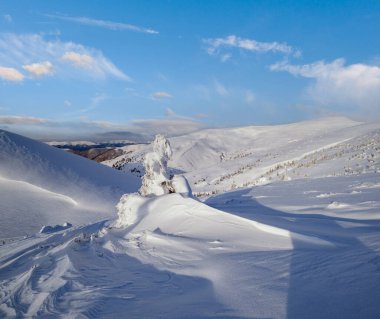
[116, 134, 193, 227]
[139, 134, 173, 196]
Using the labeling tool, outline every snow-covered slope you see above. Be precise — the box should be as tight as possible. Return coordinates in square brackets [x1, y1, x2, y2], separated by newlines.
[104, 117, 380, 196]
[1, 117, 380, 318]
[0, 192, 333, 318]
[1, 173, 379, 318]
[0, 130, 141, 238]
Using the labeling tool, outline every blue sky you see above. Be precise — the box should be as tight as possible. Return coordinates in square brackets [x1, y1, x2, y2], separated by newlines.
[1, 0, 380, 140]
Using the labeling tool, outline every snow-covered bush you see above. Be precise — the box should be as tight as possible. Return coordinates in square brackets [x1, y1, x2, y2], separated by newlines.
[139, 134, 173, 196]
[116, 134, 193, 227]
[171, 175, 192, 198]
[115, 193, 147, 227]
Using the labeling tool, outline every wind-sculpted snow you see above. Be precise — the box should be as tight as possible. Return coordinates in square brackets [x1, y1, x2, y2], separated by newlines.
[0, 130, 141, 238]
[1, 174, 380, 318]
[0, 191, 335, 318]
[1, 119, 380, 318]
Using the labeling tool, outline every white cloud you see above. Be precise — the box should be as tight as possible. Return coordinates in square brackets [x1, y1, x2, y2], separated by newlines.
[61, 52, 94, 68]
[91, 93, 107, 107]
[214, 81, 229, 96]
[0, 33, 130, 81]
[270, 59, 380, 113]
[0, 66, 24, 81]
[67, 93, 108, 115]
[1, 112, 205, 140]
[46, 14, 158, 34]
[0, 115, 48, 124]
[220, 53, 232, 62]
[204, 35, 300, 61]
[3, 14, 12, 23]
[75, 115, 204, 139]
[22, 61, 53, 77]
[152, 91, 173, 99]
[131, 118, 203, 137]
[165, 107, 176, 117]
[194, 113, 208, 119]
[64, 100, 71, 107]
[245, 90, 255, 104]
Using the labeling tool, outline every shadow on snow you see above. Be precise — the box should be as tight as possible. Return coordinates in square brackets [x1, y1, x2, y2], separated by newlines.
[206, 188, 380, 319]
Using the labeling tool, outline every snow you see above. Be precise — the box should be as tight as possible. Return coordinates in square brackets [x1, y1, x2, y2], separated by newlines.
[170, 174, 193, 197]
[139, 134, 173, 196]
[39, 222, 72, 234]
[116, 134, 194, 228]
[0, 130, 141, 238]
[105, 116, 380, 196]
[1, 117, 380, 318]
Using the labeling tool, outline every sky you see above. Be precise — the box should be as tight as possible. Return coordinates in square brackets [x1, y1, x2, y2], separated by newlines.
[1, 0, 380, 140]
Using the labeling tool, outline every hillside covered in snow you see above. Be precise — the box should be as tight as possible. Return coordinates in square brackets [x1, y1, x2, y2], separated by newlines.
[1, 117, 380, 318]
[104, 117, 380, 196]
[0, 130, 141, 239]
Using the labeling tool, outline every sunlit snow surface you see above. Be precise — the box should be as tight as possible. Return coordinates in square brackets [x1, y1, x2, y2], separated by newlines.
[0, 130, 141, 238]
[1, 118, 380, 318]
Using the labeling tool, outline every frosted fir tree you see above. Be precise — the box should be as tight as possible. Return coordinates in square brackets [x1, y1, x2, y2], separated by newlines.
[116, 134, 193, 227]
[139, 134, 173, 196]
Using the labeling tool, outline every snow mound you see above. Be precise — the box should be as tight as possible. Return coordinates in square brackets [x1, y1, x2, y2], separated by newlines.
[39, 222, 72, 234]
[170, 174, 192, 198]
[0, 130, 141, 238]
[116, 134, 326, 247]
[115, 193, 331, 249]
[115, 193, 147, 227]
[117, 135, 196, 227]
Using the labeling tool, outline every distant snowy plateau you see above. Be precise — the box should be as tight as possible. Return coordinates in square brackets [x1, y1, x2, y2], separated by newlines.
[1, 117, 380, 318]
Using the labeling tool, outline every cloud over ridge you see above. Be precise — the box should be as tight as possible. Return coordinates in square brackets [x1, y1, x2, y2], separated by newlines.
[271, 58, 380, 114]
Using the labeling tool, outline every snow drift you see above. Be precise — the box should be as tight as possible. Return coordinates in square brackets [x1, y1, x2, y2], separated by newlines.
[0, 130, 141, 238]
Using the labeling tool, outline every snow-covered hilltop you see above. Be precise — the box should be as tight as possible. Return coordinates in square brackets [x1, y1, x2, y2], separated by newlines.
[104, 117, 380, 196]
[1, 117, 380, 318]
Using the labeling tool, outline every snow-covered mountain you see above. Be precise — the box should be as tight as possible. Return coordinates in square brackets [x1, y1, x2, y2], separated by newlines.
[0, 130, 141, 239]
[104, 117, 380, 196]
[1, 117, 380, 318]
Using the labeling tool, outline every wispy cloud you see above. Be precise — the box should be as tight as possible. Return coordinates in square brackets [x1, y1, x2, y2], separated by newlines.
[0, 66, 24, 81]
[130, 117, 203, 137]
[0, 115, 49, 124]
[66, 93, 109, 116]
[2, 14, 12, 23]
[194, 113, 208, 119]
[152, 91, 173, 99]
[204, 35, 300, 61]
[165, 107, 176, 116]
[270, 58, 380, 115]
[0, 33, 130, 81]
[23, 61, 53, 77]
[214, 80, 229, 96]
[245, 90, 255, 104]
[46, 14, 159, 34]
[61, 52, 94, 68]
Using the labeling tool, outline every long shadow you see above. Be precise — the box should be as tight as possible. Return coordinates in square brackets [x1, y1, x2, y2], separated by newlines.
[206, 189, 380, 319]
[0, 221, 248, 319]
